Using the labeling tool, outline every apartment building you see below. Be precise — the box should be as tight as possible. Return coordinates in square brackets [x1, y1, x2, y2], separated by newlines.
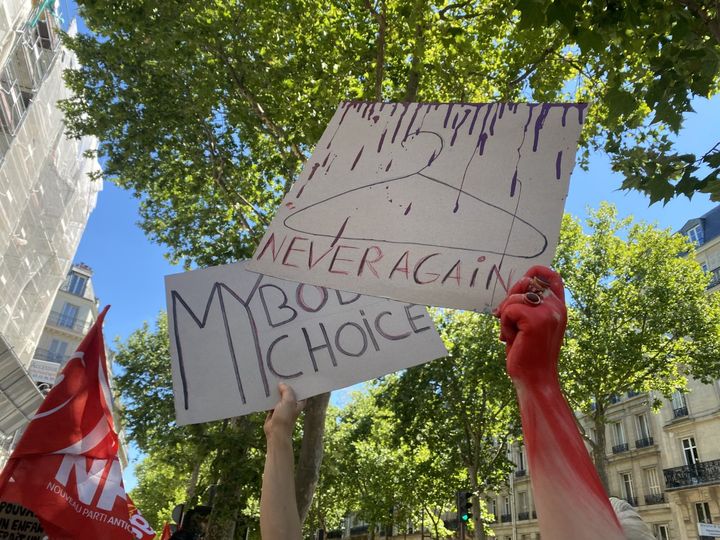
[28, 262, 98, 394]
[24, 262, 129, 467]
[489, 206, 720, 540]
[0, 1, 101, 458]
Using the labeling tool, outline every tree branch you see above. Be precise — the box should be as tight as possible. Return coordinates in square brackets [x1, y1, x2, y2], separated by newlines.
[438, 1, 473, 20]
[364, 0, 387, 101]
[675, 0, 720, 44]
[403, 0, 429, 102]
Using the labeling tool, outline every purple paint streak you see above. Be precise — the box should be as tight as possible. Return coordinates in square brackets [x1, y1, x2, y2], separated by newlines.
[308, 162, 320, 180]
[351, 146, 364, 170]
[469, 104, 482, 135]
[385, 160, 393, 171]
[404, 203, 412, 215]
[377, 129, 387, 152]
[443, 104, 455, 128]
[450, 108, 472, 146]
[556, 151, 563, 179]
[532, 103, 552, 152]
[391, 103, 409, 143]
[404, 103, 423, 141]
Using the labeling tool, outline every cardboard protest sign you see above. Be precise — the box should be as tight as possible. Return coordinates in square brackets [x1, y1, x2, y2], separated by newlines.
[247, 102, 586, 311]
[165, 261, 448, 424]
[0, 502, 45, 540]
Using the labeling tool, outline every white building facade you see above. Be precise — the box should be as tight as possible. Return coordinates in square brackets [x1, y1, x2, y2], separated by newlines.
[0, 0, 101, 455]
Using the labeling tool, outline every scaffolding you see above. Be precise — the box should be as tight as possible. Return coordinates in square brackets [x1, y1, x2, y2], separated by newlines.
[0, 0, 101, 446]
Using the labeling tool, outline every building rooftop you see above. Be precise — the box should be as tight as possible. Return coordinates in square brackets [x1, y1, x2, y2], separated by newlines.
[678, 205, 720, 246]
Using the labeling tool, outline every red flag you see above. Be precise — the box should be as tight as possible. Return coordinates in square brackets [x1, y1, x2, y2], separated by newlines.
[0, 306, 155, 540]
[160, 522, 173, 540]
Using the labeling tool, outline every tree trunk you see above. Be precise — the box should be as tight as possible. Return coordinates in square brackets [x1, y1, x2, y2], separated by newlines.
[591, 413, 610, 493]
[467, 464, 486, 540]
[206, 419, 249, 540]
[295, 392, 331, 524]
[185, 458, 201, 501]
[403, 0, 428, 102]
[205, 465, 242, 540]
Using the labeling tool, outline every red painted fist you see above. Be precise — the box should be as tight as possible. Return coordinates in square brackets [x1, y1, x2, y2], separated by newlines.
[494, 265, 567, 382]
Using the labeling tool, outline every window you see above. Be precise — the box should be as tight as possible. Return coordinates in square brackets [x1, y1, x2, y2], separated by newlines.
[517, 446, 526, 471]
[682, 437, 700, 466]
[620, 472, 635, 502]
[517, 491, 528, 513]
[612, 422, 626, 445]
[488, 498, 496, 519]
[644, 467, 661, 496]
[504, 496, 511, 515]
[696, 502, 712, 523]
[636, 414, 650, 440]
[671, 391, 689, 417]
[654, 524, 669, 540]
[47, 339, 68, 363]
[671, 391, 687, 409]
[687, 224, 705, 245]
[67, 273, 87, 296]
[58, 303, 79, 328]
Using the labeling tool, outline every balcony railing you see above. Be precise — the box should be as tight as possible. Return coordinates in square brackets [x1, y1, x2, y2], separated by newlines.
[707, 267, 720, 289]
[612, 443, 629, 454]
[33, 347, 67, 364]
[672, 406, 689, 419]
[500, 514, 512, 523]
[515, 469, 526, 477]
[635, 437, 654, 449]
[46, 311, 92, 334]
[663, 459, 720, 490]
[624, 496, 638, 507]
[517, 512, 529, 521]
[644, 493, 665, 505]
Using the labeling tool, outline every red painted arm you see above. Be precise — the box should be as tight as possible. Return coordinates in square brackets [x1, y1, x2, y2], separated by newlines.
[496, 266, 625, 540]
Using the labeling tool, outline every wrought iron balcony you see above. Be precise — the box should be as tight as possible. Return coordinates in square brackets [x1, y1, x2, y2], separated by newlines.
[624, 496, 638, 507]
[673, 406, 689, 419]
[644, 493, 665, 505]
[663, 459, 720, 490]
[515, 469, 526, 477]
[46, 311, 92, 334]
[612, 443, 629, 454]
[517, 512, 529, 521]
[635, 437, 654, 449]
[500, 514, 512, 523]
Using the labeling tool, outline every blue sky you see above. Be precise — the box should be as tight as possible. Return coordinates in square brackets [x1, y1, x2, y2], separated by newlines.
[61, 0, 720, 491]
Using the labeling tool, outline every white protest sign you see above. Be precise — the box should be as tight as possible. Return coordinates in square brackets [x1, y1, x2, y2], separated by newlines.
[0, 502, 46, 540]
[247, 101, 586, 311]
[165, 261, 447, 424]
[698, 522, 720, 537]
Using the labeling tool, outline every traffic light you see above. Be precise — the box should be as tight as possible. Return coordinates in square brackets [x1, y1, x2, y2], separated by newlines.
[457, 491, 473, 522]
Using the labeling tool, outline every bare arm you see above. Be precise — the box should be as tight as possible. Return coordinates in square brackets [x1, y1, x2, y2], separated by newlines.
[260, 383, 305, 540]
